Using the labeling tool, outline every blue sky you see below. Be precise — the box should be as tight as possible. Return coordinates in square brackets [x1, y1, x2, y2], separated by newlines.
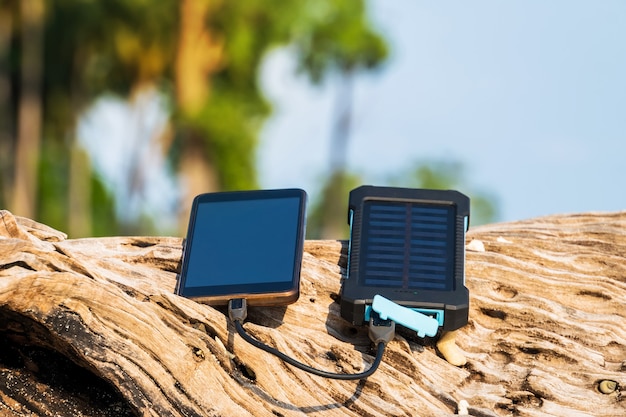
[258, 0, 626, 224]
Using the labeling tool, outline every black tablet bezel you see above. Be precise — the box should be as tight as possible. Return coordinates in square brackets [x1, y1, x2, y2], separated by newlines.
[176, 188, 307, 306]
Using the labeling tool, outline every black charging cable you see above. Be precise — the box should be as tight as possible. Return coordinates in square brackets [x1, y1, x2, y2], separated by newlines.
[228, 298, 394, 380]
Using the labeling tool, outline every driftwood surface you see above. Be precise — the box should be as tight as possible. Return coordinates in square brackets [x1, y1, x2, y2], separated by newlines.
[0, 209, 624, 417]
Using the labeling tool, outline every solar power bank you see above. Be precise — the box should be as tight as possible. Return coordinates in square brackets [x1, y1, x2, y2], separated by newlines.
[339, 185, 470, 332]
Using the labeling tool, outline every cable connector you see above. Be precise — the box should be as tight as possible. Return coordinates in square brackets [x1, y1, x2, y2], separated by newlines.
[368, 311, 396, 345]
[228, 298, 247, 322]
[372, 294, 439, 338]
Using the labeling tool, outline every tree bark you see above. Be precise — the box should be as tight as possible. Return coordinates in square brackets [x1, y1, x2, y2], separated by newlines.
[0, 210, 624, 416]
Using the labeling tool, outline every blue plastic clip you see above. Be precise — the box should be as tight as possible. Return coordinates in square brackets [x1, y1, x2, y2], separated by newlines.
[371, 295, 439, 338]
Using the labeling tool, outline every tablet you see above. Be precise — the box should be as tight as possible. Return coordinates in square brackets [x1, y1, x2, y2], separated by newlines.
[176, 188, 307, 306]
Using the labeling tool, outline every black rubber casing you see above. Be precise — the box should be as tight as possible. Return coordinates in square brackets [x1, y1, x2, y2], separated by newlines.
[339, 186, 470, 332]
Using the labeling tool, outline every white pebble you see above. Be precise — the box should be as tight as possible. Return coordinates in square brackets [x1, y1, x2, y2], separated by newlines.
[457, 399, 469, 415]
[466, 239, 485, 252]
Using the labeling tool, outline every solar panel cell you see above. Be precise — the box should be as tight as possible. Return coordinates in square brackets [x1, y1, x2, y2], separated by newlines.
[361, 201, 454, 291]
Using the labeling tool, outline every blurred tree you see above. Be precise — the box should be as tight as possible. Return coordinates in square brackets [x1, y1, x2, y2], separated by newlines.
[170, 0, 389, 227]
[298, 0, 388, 239]
[0, 2, 14, 206]
[307, 170, 362, 240]
[307, 159, 499, 240]
[312, 70, 357, 239]
[10, 0, 44, 221]
[390, 159, 499, 227]
[0, 0, 388, 237]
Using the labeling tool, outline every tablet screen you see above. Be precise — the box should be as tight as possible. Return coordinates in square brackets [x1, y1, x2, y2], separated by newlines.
[177, 189, 306, 305]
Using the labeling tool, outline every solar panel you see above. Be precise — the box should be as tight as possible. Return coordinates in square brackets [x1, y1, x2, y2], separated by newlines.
[360, 201, 455, 291]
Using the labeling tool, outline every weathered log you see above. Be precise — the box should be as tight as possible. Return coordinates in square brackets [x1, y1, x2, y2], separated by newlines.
[0, 209, 624, 416]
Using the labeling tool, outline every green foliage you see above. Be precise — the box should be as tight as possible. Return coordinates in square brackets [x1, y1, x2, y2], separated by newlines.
[214, 0, 388, 82]
[2, 0, 388, 236]
[175, 85, 268, 191]
[37, 140, 68, 231]
[37, 139, 119, 237]
[182, 0, 388, 190]
[306, 159, 499, 240]
[307, 171, 363, 239]
[291, 1, 389, 82]
[89, 173, 120, 237]
[45, 1, 178, 92]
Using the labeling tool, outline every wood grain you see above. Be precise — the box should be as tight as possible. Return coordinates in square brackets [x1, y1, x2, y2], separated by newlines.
[0, 209, 624, 416]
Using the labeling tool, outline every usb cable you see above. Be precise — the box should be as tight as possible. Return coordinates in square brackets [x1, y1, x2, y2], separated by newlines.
[228, 298, 394, 380]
